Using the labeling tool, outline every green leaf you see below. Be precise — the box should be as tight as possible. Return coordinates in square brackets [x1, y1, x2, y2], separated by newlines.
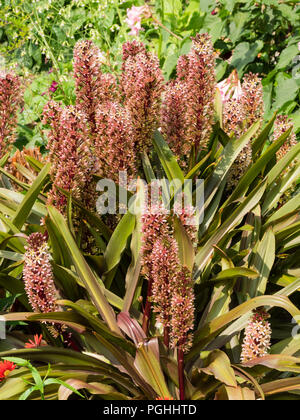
[243, 355, 300, 374]
[249, 228, 276, 297]
[276, 44, 299, 70]
[47, 206, 120, 335]
[204, 121, 260, 209]
[11, 163, 50, 230]
[173, 216, 195, 272]
[252, 112, 277, 158]
[210, 267, 259, 282]
[134, 339, 171, 398]
[272, 74, 299, 111]
[153, 130, 184, 183]
[194, 179, 267, 278]
[201, 350, 237, 387]
[104, 211, 135, 274]
[226, 127, 292, 205]
[261, 377, 300, 397]
[231, 41, 264, 75]
[123, 180, 144, 313]
[188, 295, 300, 360]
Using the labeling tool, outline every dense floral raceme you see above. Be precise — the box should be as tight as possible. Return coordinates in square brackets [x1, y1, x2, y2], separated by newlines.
[0, 72, 22, 157]
[43, 104, 94, 213]
[223, 72, 264, 190]
[142, 195, 195, 352]
[23, 233, 60, 314]
[272, 114, 297, 163]
[95, 101, 137, 182]
[240, 309, 272, 363]
[161, 33, 216, 159]
[73, 40, 118, 132]
[121, 40, 164, 156]
[150, 234, 194, 352]
[241, 73, 264, 130]
[141, 201, 170, 280]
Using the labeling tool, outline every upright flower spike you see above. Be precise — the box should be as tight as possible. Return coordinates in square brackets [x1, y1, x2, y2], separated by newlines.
[73, 40, 118, 131]
[183, 34, 216, 151]
[0, 72, 22, 157]
[23, 233, 65, 337]
[272, 114, 297, 163]
[241, 72, 264, 130]
[223, 72, 263, 191]
[240, 309, 271, 363]
[150, 237, 177, 333]
[42, 100, 63, 177]
[45, 106, 94, 214]
[23, 233, 59, 315]
[94, 101, 137, 183]
[222, 97, 245, 138]
[169, 265, 194, 352]
[141, 195, 195, 351]
[161, 80, 189, 159]
[150, 235, 195, 352]
[121, 41, 164, 156]
[161, 33, 216, 159]
[141, 203, 170, 280]
[141, 201, 171, 333]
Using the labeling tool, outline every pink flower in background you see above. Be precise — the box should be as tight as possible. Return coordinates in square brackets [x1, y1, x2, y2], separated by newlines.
[125, 6, 148, 36]
[41, 80, 59, 96]
[49, 81, 58, 93]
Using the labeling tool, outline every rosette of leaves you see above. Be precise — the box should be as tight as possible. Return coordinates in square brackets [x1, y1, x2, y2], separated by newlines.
[0, 93, 299, 400]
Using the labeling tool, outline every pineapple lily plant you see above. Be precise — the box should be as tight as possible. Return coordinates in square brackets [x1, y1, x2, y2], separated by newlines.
[0, 33, 299, 401]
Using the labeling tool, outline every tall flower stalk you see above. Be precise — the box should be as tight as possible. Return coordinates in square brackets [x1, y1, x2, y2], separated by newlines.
[121, 40, 164, 157]
[23, 233, 62, 337]
[161, 34, 216, 161]
[222, 72, 264, 190]
[43, 104, 93, 214]
[73, 40, 118, 132]
[272, 114, 297, 164]
[141, 196, 195, 400]
[0, 72, 22, 157]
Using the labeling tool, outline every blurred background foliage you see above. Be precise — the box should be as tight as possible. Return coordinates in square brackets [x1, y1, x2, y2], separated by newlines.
[0, 0, 299, 151]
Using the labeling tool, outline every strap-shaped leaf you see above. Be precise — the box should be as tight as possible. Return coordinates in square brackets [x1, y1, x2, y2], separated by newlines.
[104, 211, 135, 274]
[194, 179, 267, 279]
[226, 127, 293, 205]
[204, 121, 260, 209]
[48, 206, 121, 335]
[153, 130, 184, 183]
[252, 111, 277, 158]
[188, 294, 300, 360]
[11, 163, 50, 230]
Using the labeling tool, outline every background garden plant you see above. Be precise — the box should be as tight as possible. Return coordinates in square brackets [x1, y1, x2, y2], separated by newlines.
[0, 0, 299, 401]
